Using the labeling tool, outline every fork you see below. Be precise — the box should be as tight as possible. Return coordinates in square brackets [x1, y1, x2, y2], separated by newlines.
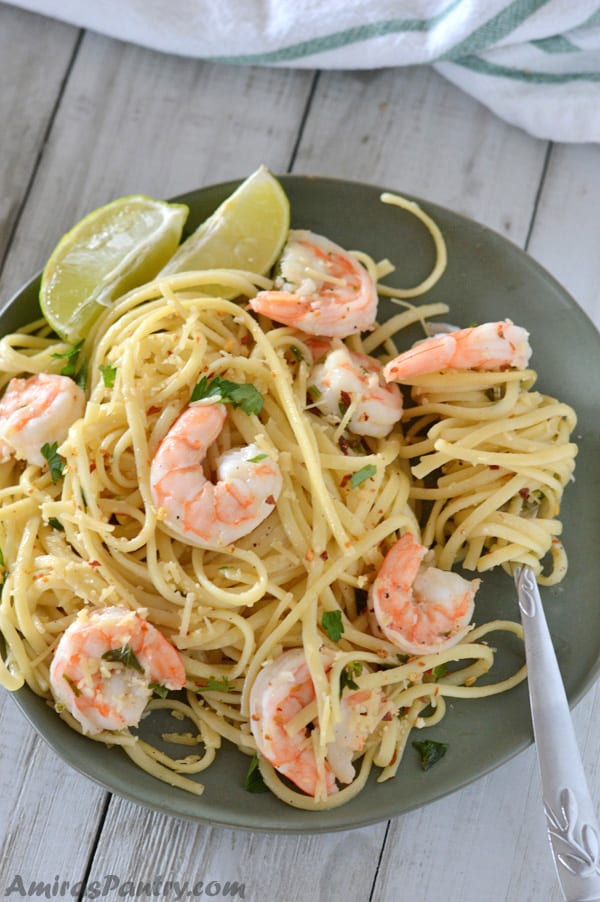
[514, 565, 600, 901]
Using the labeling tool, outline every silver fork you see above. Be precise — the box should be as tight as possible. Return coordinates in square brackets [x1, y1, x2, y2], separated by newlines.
[514, 565, 600, 901]
[424, 320, 600, 896]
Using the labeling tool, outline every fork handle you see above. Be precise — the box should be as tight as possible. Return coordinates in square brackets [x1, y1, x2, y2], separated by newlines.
[516, 566, 600, 901]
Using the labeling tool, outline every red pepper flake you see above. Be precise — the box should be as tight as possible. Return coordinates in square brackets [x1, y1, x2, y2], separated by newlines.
[489, 464, 500, 470]
[320, 551, 329, 561]
[519, 487, 530, 498]
[147, 405, 161, 416]
[88, 560, 101, 568]
[340, 390, 352, 410]
[338, 435, 350, 455]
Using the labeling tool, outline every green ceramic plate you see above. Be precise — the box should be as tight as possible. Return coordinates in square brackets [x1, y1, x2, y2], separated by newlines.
[5, 176, 600, 832]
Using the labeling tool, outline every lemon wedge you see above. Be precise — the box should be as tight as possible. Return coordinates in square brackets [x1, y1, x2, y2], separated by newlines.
[160, 166, 290, 288]
[40, 195, 188, 343]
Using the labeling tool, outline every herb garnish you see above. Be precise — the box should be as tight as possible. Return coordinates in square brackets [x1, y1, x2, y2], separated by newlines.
[202, 676, 232, 692]
[350, 464, 376, 489]
[47, 517, 65, 532]
[149, 682, 169, 698]
[41, 442, 66, 482]
[321, 610, 344, 642]
[101, 644, 144, 673]
[412, 739, 448, 770]
[190, 375, 263, 415]
[52, 340, 87, 388]
[244, 754, 269, 793]
[424, 662, 448, 683]
[75, 357, 88, 391]
[52, 340, 83, 377]
[99, 363, 117, 388]
[340, 661, 363, 694]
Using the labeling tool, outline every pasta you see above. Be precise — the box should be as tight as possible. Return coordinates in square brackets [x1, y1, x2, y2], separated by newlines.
[0, 188, 574, 811]
[398, 368, 577, 585]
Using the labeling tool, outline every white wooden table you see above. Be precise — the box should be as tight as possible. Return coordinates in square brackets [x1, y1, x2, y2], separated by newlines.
[1, 6, 599, 901]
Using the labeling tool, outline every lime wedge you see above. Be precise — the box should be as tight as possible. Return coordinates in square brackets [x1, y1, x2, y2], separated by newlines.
[160, 166, 290, 288]
[40, 195, 189, 343]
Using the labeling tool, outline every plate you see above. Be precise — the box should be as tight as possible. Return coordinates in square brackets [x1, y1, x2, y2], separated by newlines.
[5, 176, 600, 832]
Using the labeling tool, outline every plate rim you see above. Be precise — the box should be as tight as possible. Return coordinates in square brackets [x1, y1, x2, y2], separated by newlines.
[5, 172, 600, 833]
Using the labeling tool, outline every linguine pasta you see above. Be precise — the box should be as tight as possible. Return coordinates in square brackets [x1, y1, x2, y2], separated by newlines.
[0, 192, 576, 809]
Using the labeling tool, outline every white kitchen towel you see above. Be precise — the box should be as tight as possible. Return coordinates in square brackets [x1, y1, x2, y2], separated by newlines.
[5, 0, 600, 142]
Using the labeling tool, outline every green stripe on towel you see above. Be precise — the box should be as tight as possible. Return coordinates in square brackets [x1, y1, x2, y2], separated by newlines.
[441, 0, 553, 59]
[453, 53, 600, 83]
[531, 35, 580, 53]
[208, 0, 464, 65]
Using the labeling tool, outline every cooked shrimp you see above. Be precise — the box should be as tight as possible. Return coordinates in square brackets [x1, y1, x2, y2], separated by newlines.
[326, 680, 382, 785]
[308, 339, 403, 438]
[383, 319, 531, 381]
[0, 373, 86, 466]
[249, 648, 382, 796]
[249, 230, 377, 337]
[370, 533, 480, 655]
[49, 606, 186, 734]
[150, 402, 282, 549]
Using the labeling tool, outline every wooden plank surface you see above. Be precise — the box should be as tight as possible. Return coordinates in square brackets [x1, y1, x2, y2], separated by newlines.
[1, 8, 599, 902]
[292, 66, 548, 240]
[0, 19, 315, 890]
[0, 27, 314, 303]
[0, 5, 80, 276]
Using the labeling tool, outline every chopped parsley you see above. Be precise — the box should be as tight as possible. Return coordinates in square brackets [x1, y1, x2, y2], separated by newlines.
[99, 362, 117, 388]
[244, 754, 269, 793]
[190, 375, 263, 415]
[306, 385, 322, 404]
[41, 442, 66, 482]
[321, 610, 344, 643]
[149, 682, 169, 698]
[247, 453, 268, 463]
[52, 340, 83, 377]
[340, 661, 363, 694]
[75, 357, 88, 391]
[47, 517, 65, 532]
[350, 464, 377, 489]
[202, 676, 232, 692]
[101, 644, 144, 673]
[412, 739, 448, 771]
[52, 340, 87, 388]
[424, 662, 448, 683]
